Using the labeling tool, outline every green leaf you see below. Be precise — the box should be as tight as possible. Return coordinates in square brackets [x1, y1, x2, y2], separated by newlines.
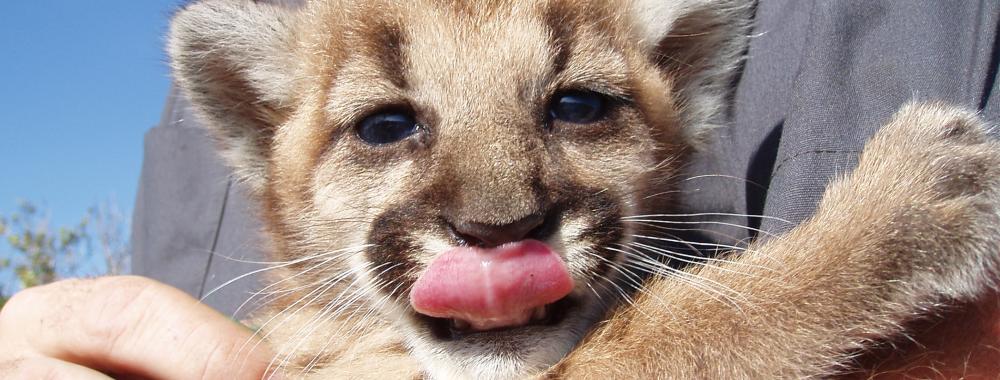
[16, 265, 38, 288]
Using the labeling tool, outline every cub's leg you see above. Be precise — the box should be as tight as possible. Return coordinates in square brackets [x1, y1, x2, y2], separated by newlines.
[551, 103, 1000, 379]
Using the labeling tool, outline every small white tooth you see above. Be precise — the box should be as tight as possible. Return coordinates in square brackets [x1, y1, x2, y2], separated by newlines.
[532, 306, 547, 321]
[452, 319, 471, 330]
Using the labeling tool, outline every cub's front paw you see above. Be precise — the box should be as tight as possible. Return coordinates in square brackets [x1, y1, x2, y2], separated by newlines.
[840, 102, 1000, 298]
[856, 102, 999, 204]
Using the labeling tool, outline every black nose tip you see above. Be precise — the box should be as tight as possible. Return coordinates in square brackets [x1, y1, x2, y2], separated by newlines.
[449, 213, 549, 248]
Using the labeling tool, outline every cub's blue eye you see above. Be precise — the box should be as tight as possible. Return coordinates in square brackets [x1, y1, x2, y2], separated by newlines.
[356, 112, 420, 145]
[549, 91, 607, 124]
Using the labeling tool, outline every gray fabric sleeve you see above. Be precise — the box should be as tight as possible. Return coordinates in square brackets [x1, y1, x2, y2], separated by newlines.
[131, 88, 267, 318]
[678, 0, 1000, 246]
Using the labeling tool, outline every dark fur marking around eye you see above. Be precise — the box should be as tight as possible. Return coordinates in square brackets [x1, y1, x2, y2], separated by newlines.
[550, 102, 630, 142]
[341, 122, 432, 169]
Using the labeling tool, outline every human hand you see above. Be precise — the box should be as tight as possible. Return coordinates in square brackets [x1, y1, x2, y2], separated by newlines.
[0, 276, 273, 380]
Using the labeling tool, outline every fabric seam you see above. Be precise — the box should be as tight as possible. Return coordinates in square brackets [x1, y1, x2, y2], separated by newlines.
[772, 149, 860, 175]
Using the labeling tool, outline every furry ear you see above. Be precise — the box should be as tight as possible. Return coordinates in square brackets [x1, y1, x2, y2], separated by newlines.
[632, 0, 753, 141]
[168, 0, 299, 193]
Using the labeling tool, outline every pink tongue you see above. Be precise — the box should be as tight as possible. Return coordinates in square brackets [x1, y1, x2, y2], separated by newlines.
[409, 240, 573, 331]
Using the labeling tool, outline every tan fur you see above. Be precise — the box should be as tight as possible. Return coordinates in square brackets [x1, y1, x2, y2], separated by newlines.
[169, 0, 1000, 378]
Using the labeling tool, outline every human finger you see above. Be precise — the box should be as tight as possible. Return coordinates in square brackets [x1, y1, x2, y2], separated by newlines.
[0, 276, 273, 380]
[0, 356, 114, 380]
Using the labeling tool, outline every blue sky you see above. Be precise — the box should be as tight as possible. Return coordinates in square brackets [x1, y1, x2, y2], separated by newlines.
[0, 1, 185, 231]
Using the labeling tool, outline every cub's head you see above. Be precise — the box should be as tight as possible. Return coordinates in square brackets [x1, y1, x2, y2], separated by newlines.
[169, 0, 749, 378]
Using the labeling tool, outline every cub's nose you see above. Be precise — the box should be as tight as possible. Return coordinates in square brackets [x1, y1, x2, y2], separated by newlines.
[449, 213, 548, 248]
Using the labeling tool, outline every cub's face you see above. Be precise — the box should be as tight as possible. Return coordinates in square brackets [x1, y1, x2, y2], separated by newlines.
[170, 0, 746, 378]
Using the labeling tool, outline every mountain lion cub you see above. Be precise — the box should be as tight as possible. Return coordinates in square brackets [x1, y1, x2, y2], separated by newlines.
[168, 0, 1000, 378]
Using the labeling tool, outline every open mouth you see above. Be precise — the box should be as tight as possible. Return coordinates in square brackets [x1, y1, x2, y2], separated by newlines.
[421, 296, 577, 340]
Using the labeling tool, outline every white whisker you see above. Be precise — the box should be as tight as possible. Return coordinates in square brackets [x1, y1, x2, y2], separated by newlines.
[624, 211, 793, 226]
[627, 239, 778, 274]
[263, 261, 395, 378]
[623, 217, 784, 240]
[202, 244, 371, 301]
[617, 245, 753, 312]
